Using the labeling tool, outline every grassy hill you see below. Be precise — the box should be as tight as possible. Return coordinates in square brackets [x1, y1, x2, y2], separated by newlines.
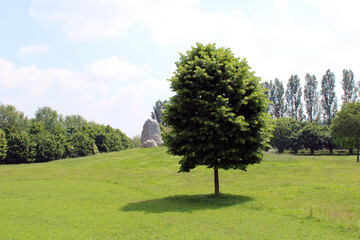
[0, 148, 359, 239]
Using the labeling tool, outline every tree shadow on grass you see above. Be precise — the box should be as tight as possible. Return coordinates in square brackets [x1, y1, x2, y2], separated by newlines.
[121, 194, 253, 213]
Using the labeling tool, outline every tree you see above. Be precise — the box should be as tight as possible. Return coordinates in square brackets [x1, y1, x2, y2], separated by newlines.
[272, 78, 285, 118]
[341, 69, 357, 106]
[0, 104, 29, 134]
[131, 134, 141, 148]
[331, 102, 360, 162]
[320, 125, 336, 153]
[4, 129, 35, 164]
[30, 122, 65, 162]
[64, 115, 88, 134]
[34, 106, 64, 134]
[66, 131, 94, 157]
[263, 79, 285, 119]
[285, 75, 304, 121]
[163, 43, 272, 195]
[151, 100, 168, 126]
[298, 122, 323, 154]
[271, 118, 301, 153]
[304, 73, 320, 122]
[0, 129, 7, 163]
[321, 69, 337, 125]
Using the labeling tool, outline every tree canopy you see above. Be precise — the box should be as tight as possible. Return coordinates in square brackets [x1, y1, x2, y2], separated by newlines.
[0, 104, 133, 164]
[163, 43, 272, 195]
[331, 102, 360, 162]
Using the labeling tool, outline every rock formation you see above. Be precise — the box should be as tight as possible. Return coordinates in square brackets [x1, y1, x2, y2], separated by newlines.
[141, 119, 164, 148]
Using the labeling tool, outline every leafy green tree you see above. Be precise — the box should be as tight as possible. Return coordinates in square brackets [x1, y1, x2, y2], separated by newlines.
[321, 125, 336, 153]
[30, 122, 65, 162]
[331, 102, 360, 162]
[271, 118, 301, 153]
[298, 122, 323, 154]
[34, 106, 65, 135]
[304, 73, 320, 122]
[93, 125, 133, 153]
[4, 129, 35, 164]
[163, 43, 272, 195]
[0, 104, 29, 134]
[341, 69, 357, 106]
[321, 69, 337, 125]
[66, 131, 94, 157]
[151, 100, 168, 126]
[285, 75, 304, 121]
[0, 129, 7, 163]
[33, 132, 65, 162]
[64, 115, 88, 134]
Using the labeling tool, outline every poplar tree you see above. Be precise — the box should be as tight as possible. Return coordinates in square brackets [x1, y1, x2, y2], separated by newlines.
[321, 69, 337, 125]
[285, 75, 304, 121]
[262, 79, 285, 119]
[304, 73, 319, 121]
[151, 99, 168, 127]
[164, 43, 272, 195]
[273, 78, 285, 118]
[341, 69, 357, 106]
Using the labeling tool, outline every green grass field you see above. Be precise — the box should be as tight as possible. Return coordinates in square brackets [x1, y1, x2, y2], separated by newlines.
[0, 148, 359, 239]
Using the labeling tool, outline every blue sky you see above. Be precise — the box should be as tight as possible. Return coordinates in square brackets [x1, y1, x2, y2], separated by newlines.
[1, 0, 360, 137]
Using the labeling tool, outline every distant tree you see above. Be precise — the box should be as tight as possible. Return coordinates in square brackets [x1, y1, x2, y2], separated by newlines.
[4, 129, 35, 164]
[0, 104, 29, 134]
[331, 102, 360, 162]
[261, 81, 271, 114]
[64, 115, 88, 134]
[304, 73, 320, 122]
[0, 129, 7, 163]
[341, 69, 357, 106]
[30, 122, 65, 162]
[321, 69, 337, 125]
[285, 75, 304, 121]
[271, 118, 301, 153]
[263, 79, 285, 119]
[272, 78, 285, 118]
[164, 43, 272, 195]
[321, 125, 336, 153]
[131, 134, 141, 148]
[34, 106, 64, 134]
[151, 100, 168, 126]
[298, 122, 323, 154]
[66, 131, 94, 157]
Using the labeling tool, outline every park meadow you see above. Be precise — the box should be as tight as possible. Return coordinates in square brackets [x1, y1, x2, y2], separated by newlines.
[0, 147, 359, 239]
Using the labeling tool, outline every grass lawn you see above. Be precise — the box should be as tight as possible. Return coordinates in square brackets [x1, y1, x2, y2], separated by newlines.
[0, 148, 359, 239]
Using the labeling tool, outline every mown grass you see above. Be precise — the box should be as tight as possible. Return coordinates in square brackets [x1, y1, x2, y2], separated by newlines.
[0, 148, 359, 239]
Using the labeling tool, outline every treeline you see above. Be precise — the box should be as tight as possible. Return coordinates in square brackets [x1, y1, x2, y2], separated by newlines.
[0, 104, 133, 164]
[263, 69, 357, 153]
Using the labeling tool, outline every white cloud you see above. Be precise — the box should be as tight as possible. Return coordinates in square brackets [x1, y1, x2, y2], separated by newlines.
[272, 0, 290, 11]
[29, 0, 252, 46]
[29, 0, 146, 41]
[259, 27, 338, 48]
[84, 56, 150, 79]
[308, 0, 360, 30]
[18, 45, 49, 58]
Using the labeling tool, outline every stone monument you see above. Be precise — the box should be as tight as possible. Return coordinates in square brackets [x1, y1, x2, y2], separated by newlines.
[141, 119, 164, 148]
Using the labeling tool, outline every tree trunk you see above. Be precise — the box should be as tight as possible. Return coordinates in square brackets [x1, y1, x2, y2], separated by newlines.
[214, 168, 219, 195]
[357, 145, 359, 163]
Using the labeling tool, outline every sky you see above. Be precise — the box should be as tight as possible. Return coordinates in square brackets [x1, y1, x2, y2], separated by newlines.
[1, 0, 360, 137]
